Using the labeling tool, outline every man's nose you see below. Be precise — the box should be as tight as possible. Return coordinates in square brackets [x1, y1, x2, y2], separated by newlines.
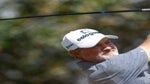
[101, 44, 112, 51]
[102, 46, 112, 51]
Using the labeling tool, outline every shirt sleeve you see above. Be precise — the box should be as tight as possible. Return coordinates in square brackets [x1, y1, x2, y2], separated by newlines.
[105, 47, 148, 74]
[89, 47, 149, 83]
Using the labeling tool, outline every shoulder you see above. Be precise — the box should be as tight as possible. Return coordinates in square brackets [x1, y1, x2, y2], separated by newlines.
[139, 34, 150, 61]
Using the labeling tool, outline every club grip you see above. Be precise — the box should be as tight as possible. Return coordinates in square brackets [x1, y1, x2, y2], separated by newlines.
[142, 8, 150, 12]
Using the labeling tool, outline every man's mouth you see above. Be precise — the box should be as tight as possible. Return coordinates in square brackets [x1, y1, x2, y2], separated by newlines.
[103, 49, 111, 55]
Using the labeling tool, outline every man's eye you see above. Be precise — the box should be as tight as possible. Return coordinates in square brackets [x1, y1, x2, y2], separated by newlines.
[105, 41, 111, 44]
[95, 43, 102, 48]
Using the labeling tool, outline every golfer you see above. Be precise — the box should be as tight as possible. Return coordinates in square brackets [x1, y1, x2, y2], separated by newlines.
[61, 28, 150, 84]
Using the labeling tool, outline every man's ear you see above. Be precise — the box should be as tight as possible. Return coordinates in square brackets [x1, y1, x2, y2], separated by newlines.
[69, 50, 80, 56]
[69, 50, 83, 60]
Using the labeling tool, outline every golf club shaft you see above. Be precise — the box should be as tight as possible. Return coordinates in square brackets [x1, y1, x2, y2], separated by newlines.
[0, 8, 149, 20]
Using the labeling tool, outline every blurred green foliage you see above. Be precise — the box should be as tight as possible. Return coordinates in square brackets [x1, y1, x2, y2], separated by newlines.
[0, 0, 149, 84]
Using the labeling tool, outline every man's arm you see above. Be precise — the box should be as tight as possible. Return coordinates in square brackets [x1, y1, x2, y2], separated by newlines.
[139, 34, 150, 61]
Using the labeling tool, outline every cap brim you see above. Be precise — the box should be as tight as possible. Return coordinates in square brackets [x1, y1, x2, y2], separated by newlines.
[77, 34, 118, 48]
[105, 35, 119, 39]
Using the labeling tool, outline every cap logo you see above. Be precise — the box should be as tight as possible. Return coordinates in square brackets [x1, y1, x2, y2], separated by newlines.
[77, 30, 98, 41]
[66, 43, 74, 49]
[80, 30, 91, 34]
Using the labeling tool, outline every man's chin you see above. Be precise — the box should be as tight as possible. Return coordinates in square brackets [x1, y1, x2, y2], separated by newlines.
[101, 53, 118, 59]
[101, 55, 113, 59]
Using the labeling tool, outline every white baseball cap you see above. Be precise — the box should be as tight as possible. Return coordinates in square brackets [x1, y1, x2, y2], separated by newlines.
[61, 28, 118, 51]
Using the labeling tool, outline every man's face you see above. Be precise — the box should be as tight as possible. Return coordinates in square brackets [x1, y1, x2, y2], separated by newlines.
[75, 38, 119, 62]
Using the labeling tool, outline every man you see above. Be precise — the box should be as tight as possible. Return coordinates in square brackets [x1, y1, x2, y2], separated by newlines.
[61, 28, 150, 84]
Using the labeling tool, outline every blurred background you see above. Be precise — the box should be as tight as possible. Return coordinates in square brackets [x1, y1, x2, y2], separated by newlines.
[0, 0, 149, 84]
